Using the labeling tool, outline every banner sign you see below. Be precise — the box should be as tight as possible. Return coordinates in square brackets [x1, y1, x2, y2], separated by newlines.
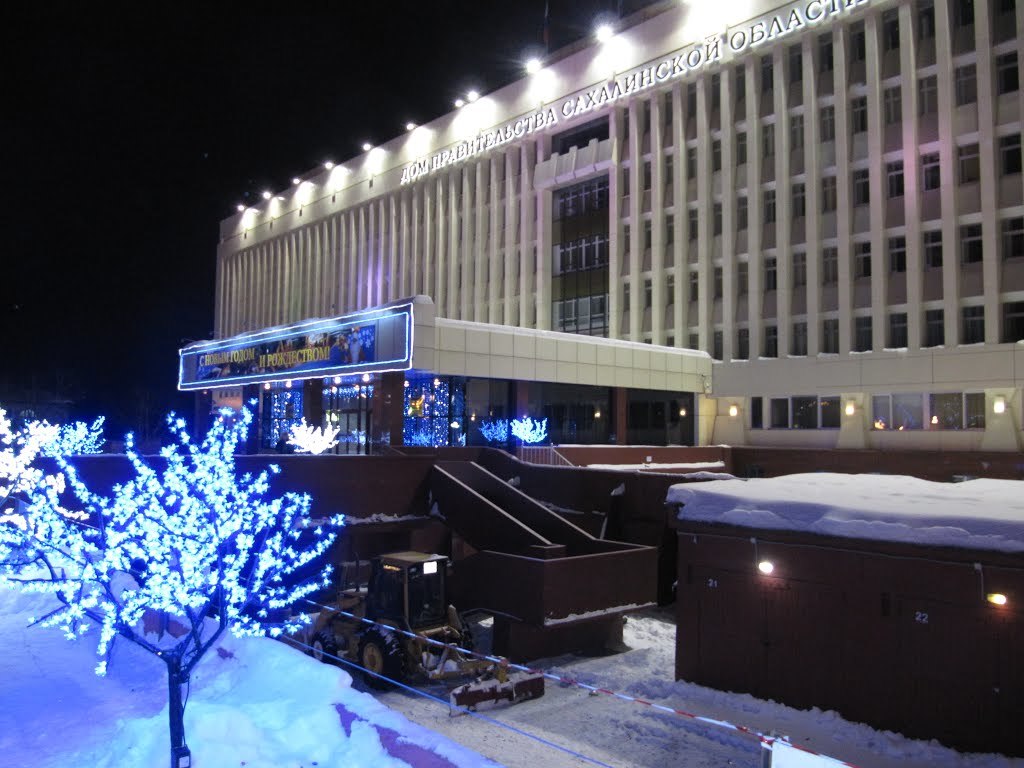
[179, 304, 412, 391]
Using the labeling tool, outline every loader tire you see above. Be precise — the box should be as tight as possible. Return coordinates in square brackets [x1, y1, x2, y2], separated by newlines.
[311, 630, 338, 664]
[359, 630, 405, 690]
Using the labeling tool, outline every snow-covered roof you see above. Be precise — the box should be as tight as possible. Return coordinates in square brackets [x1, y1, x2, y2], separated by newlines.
[667, 473, 1024, 554]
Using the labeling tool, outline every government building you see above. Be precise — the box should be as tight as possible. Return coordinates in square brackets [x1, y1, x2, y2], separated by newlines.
[182, 0, 1024, 454]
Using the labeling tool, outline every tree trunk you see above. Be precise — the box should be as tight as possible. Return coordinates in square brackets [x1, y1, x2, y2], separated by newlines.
[167, 659, 190, 767]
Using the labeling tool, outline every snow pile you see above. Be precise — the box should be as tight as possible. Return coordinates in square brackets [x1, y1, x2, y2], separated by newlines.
[668, 473, 1024, 553]
[0, 589, 494, 768]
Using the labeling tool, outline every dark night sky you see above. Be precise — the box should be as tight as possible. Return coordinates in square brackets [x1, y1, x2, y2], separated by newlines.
[1, 1, 654, 434]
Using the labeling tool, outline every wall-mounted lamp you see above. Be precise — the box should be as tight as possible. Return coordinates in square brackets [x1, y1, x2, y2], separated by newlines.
[594, 409, 602, 418]
[758, 560, 775, 575]
[292, 177, 301, 185]
[595, 23, 614, 42]
[844, 402, 856, 416]
[679, 408, 687, 417]
[993, 396, 1006, 415]
[361, 373, 370, 383]
[728, 404, 739, 418]
[284, 380, 292, 389]
[988, 593, 1008, 606]
[405, 122, 416, 131]
[976, 563, 1008, 607]
[361, 142, 373, 152]
[261, 190, 272, 200]
[525, 57, 542, 75]
[323, 161, 334, 170]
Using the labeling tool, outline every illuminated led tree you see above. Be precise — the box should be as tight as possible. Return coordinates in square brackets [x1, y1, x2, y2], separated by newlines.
[511, 416, 548, 445]
[287, 419, 340, 455]
[478, 418, 509, 444]
[35, 416, 106, 457]
[2, 407, 342, 768]
[0, 408, 69, 539]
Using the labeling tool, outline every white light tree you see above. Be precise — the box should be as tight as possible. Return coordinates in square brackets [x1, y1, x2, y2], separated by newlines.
[287, 418, 340, 455]
[511, 416, 548, 445]
[0, 408, 68, 536]
[35, 416, 106, 457]
[0, 407, 342, 768]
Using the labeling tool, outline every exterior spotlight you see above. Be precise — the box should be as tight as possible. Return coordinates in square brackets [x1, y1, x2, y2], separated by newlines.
[594, 409, 602, 419]
[406, 122, 416, 131]
[758, 560, 774, 575]
[262, 190, 272, 200]
[467, 90, 480, 102]
[987, 593, 1008, 606]
[454, 98, 465, 108]
[845, 401, 856, 416]
[292, 177, 301, 185]
[679, 408, 687, 417]
[728, 404, 739, 418]
[362, 142, 373, 152]
[526, 57, 542, 75]
[324, 161, 334, 170]
[236, 204, 246, 212]
[596, 23, 614, 43]
[994, 396, 1006, 414]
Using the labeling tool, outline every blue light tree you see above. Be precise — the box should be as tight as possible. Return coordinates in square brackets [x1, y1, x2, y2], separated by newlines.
[511, 416, 549, 444]
[0, 407, 341, 768]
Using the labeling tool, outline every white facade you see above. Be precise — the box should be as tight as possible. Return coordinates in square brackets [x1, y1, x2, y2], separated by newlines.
[214, 0, 1024, 451]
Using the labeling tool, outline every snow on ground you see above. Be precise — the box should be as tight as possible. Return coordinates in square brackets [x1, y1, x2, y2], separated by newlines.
[374, 609, 1022, 768]
[667, 473, 1024, 552]
[0, 588, 496, 768]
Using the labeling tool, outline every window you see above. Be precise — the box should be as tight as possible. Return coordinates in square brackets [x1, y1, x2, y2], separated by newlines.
[736, 132, 747, 165]
[712, 330, 723, 360]
[889, 237, 907, 273]
[644, 221, 652, 250]
[790, 115, 804, 151]
[965, 392, 986, 429]
[851, 24, 866, 62]
[686, 83, 697, 117]
[961, 223, 983, 264]
[873, 393, 924, 430]
[851, 97, 868, 133]
[764, 257, 777, 291]
[713, 266, 723, 298]
[821, 397, 841, 428]
[884, 86, 902, 125]
[918, 1, 935, 40]
[735, 68, 746, 103]
[887, 160, 904, 198]
[997, 53, 1019, 95]
[956, 0, 974, 27]
[854, 316, 872, 352]
[924, 308, 945, 347]
[918, 75, 938, 115]
[667, 274, 675, 302]
[689, 271, 699, 301]
[876, 9, 897, 50]
[764, 190, 776, 224]
[737, 328, 749, 359]
[751, 396, 763, 429]
[792, 183, 806, 218]
[822, 176, 837, 212]
[665, 154, 674, 182]
[623, 282, 631, 312]
[793, 252, 807, 287]
[764, 325, 778, 357]
[822, 247, 838, 284]
[889, 312, 908, 348]
[792, 396, 817, 427]
[819, 34, 833, 73]
[737, 261, 748, 295]
[962, 305, 985, 343]
[789, 46, 803, 83]
[712, 140, 722, 172]
[763, 124, 775, 157]
[792, 321, 808, 356]
[761, 56, 774, 92]
[688, 332, 699, 349]
[922, 151, 941, 190]
[820, 106, 835, 141]
[1001, 134, 1022, 175]
[770, 397, 789, 428]
[643, 162, 652, 190]
[711, 73, 721, 111]
[924, 230, 943, 268]
[1003, 217, 1024, 260]
[955, 65, 977, 106]
[666, 215, 674, 246]
[687, 146, 697, 179]
[688, 207, 698, 240]
[644, 279, 652, 309]
[622, 172, 631, 199]
[853, 169, 870, 206]
[1004, 301, 1024, 342]
[822, 318, 839, 353]
[958, 144, 980, 183]
[737, 195, 748, 230]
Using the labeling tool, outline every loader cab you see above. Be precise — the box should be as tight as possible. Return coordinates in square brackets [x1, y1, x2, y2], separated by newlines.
[366, 552, 449, 630]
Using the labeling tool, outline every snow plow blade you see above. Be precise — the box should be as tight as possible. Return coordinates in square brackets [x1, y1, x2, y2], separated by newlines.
[449, 670, 545, 711]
